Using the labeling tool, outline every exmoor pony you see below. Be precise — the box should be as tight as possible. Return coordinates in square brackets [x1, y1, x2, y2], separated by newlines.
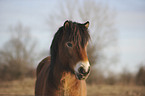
[35, 21, 91, 96]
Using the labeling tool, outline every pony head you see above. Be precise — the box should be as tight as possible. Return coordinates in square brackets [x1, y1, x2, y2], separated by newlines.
[50, 20, 91, 80]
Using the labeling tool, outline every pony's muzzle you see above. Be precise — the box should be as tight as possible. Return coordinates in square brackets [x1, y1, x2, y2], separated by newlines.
[74, 61, 90, 80]
[78, 66, 90, 76]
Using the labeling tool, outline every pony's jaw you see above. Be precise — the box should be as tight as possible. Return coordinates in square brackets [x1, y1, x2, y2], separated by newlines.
[74, 61, 90, 80]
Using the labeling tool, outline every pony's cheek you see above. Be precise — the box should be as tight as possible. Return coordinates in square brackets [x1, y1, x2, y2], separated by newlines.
[67, 48, 75, 57]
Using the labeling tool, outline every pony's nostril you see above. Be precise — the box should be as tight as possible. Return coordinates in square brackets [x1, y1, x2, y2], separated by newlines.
[78, 67, 86, 75]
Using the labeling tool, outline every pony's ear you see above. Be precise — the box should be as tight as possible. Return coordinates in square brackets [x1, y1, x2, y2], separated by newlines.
[84, 21, 89, 28]
[64, 20, 69, 28]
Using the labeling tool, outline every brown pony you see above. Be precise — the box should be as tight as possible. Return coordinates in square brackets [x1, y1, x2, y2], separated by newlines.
[35, 21, 91, 96]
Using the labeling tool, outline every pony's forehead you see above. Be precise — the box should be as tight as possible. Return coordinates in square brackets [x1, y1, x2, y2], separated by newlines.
[63, 21, 90, 47]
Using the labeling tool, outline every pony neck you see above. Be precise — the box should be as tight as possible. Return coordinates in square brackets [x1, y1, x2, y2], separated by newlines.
[48, 56, 86, 96]
[51, 58, 72, 82]
[50, 58, 80, 91]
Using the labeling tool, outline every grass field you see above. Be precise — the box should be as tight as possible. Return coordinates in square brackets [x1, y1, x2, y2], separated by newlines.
[0, 78, 145, 96]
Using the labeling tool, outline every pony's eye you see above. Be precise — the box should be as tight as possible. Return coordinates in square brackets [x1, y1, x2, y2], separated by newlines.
[66, 42, 73, 48]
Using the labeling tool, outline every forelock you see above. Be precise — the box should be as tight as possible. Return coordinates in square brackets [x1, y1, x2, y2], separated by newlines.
[63, 21, 90, 48]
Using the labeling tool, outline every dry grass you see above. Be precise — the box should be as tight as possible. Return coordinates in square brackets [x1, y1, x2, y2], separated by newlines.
[0, 78, 35, 96]
[0, 78, 145, 96]
[87, 84, 145, 96]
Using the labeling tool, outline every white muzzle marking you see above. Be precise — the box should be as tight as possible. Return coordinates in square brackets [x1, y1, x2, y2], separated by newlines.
[74, 61, 90, 74]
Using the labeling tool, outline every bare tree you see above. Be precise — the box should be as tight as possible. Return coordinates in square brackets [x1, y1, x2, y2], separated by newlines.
[47, 0, 118, 84]
[119, 69, 135, 85]
[0, 23, 36, 80]
[136, 65, 145, 86]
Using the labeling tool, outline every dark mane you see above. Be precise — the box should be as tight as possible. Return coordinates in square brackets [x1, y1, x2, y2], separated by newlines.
[50, 26, 63, 68]
[50, 21, 90, 68]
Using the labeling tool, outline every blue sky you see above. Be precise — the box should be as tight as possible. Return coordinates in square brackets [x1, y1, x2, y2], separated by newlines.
[0, 0, 145, 73]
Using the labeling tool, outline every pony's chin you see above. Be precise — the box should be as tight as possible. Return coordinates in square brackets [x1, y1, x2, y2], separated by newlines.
[75, 73, 88, 80]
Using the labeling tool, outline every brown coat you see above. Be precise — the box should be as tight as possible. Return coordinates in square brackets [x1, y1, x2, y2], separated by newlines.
[35, 21, 90, 96]
[35, 56, 87, 96]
